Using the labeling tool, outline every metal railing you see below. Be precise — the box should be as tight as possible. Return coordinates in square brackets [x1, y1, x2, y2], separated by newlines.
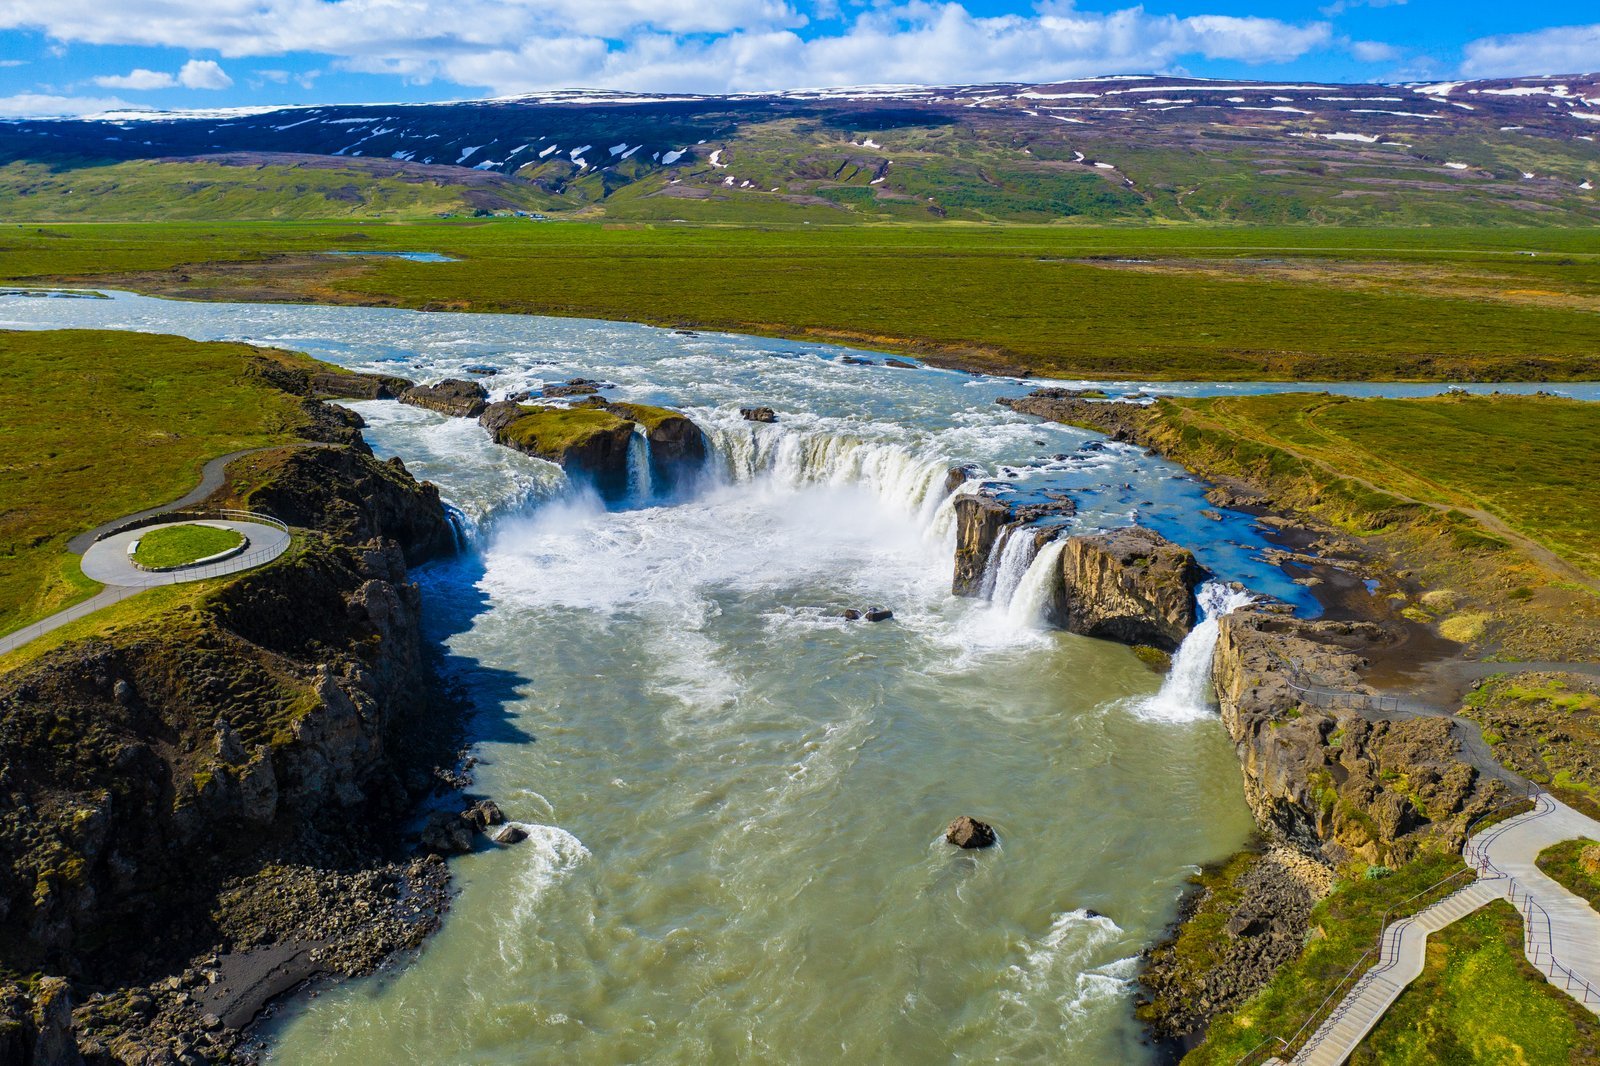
[0, 509, 293, 656]
[1285, 680, 1400, 713]
[1468, 790, 1600, 1008]
[1233, 782, 1543, 1066]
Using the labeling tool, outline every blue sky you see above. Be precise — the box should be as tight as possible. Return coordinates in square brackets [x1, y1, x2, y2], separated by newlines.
[0, 0, 1596, 117]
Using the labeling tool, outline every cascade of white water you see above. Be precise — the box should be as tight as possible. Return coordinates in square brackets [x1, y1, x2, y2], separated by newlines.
[1006, 538, 1068, 627]
[708, 424, 951, 524]
[1136, 581, 1256, 722]
[978, 526, 1015, 600]
[628, 425, 655, 504]
[990, 529, 1039, 608]
[928, 478, 983, 544]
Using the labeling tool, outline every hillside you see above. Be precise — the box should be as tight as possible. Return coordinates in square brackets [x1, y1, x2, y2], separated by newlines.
[2, 74, 1598, 224]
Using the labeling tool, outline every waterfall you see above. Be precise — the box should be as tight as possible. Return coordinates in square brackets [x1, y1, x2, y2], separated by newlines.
[1136, 581, 1255, 722]
[978, 526, 1013, 600]
[628, 425, 654, 504]
[989, 529, 1038, 608]
[928, 478, 983, 544]
[708, 424, 951, 525]
[1006, 538, 1068, 628]
[443, 502, 473, 552]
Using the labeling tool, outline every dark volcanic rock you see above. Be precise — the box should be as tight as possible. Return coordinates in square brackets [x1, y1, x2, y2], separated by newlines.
[309, 370, 411, 400]
[740, 406, 778, 423]
[1059, 527, 1205, 651]
[399, 378, 489, 418]
[945, 816, 997, 849]
[464, 800, 504, 830]
[494, 825, 528, 845]
[240, 446, 457, 566]
[864, 607, 894, 622]
[542, 380, 604, 398]
[884, 359, 918, 369]
[420, 811, 474, 855]
[840, 609, 863, 621]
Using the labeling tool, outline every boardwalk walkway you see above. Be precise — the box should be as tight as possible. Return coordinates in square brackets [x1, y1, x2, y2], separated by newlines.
[1267, 790, 1600, 1066]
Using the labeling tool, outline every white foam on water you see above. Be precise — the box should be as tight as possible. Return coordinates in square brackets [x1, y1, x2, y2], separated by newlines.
[498, 823, 591, 965]
[1132, 581, 1255, 723]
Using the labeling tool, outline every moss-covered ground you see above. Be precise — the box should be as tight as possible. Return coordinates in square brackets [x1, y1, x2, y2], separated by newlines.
[1349, 900, 1600, 1065]
[4, 220, 1600, 381]
[499, 405, 631, 457]
[1536, 839, 1600, 912]
[0, 329, 350, 636]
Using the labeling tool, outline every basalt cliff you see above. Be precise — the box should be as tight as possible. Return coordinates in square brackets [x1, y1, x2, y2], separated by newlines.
[0, 432, 463, 1062]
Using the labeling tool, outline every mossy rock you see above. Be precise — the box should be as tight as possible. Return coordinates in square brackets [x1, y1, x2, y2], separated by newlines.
[492, 405, 636, 497]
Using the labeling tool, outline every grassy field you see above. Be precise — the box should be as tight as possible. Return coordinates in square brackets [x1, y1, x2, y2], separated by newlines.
[1537, 839, 1600, 911]
[0, 330, 338, 636]
[1157, 393, 1600, 578]
[1349, 900, 1600, 1065]
[131, 524, 244, 569]
[3, 220, 1600, 380]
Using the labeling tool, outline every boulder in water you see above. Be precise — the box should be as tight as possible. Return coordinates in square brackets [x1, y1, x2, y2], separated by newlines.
[885, 358, 918, 369]
[839, 355, 874, 366]
[419, 810, 474, 855]
[399, 378, 489, 418]
[740, 406, 778, 423]
[464, 799, 504, 830]
[864, 607, 894, 622]
[494, 824, 528, 845]
[945, 816, 997, 849]
[840, 609, 863, 621]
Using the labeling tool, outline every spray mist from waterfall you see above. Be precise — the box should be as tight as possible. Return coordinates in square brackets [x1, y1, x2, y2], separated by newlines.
[1134, 581, 1255, 723]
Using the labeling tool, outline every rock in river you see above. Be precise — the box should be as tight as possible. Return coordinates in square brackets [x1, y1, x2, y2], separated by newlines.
[420, 810, 474, 855]
[399, 378, 489, 418]
[740, 406, 778, 423]
[945, 816, 997, 849]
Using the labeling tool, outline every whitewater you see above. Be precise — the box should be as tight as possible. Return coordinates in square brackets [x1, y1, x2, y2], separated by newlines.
[0, 289, 1474, 1063]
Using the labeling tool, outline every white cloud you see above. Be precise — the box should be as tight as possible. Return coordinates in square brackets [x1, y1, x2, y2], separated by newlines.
[178, 58, 232, 88]
[93, 67, 176, 89]
[1349, 39, 1400, 62]
[89, 59, 232, 91]
[0, 58, 27, 67]
[0, 91, 131, 116]
[1461, 23, 1600, 78]
[0, 0, 1336, 94]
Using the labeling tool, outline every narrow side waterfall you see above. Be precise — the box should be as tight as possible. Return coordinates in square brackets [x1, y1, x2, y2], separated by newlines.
[1136, 581, 1256, 722]
[978, 526, 1014, 600]
[1006, 538, 1068, 628]
[989, 529, 1039, 608]
[628, 424, 655, 504]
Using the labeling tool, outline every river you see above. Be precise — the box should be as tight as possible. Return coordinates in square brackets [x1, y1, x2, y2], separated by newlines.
[5, 290, 1588, 1064]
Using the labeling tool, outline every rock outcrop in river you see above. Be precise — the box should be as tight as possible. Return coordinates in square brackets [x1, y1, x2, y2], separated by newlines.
[0, 440, 462, 1062]
[400, 378, 489, 418]
[1060, 527, 1203, 651]
[481, 399, 707, 501]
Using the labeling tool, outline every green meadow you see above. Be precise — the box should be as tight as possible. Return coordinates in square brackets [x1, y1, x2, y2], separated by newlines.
[3, 219, 1599, 381]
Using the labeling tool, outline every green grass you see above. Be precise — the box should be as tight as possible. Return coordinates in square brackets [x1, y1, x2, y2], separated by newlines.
[1536, 839, 1600, 912]
[1186, 850, 1467, 1065]
[3, 220, 1600, 381]
[0, 159, 551, 221]
[1349, 900, 1600, 1065]
[130, 524, 244, 569]
[1155, 393, 1600, 577]
[499, 405, 631, 457]
[0, 329, 342, 636]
